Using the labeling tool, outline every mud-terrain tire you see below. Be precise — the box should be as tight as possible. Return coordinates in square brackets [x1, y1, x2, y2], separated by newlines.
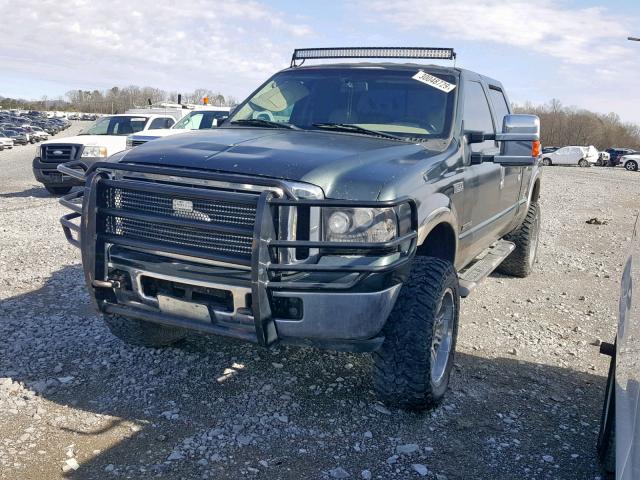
[542, 158, 552, 166]
[104, 314, 186, 347]
[373, 257, 459, 410]
[497, 202, 540, 278]
[597, 352, 616, 476]
[45, 186, 72, 195]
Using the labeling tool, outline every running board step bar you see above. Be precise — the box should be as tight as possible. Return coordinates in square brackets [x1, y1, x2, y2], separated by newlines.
[458, 239, 515, 297]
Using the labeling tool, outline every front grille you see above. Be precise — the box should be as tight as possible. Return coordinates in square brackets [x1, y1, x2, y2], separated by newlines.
[105, 187, 256, 226]
[101, 184, 258, 261]
[104, 216, 253, 256]
[42, 144, 78, 162]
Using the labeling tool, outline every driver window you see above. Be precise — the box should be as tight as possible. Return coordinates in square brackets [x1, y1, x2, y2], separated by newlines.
[463, 81, 496, 153]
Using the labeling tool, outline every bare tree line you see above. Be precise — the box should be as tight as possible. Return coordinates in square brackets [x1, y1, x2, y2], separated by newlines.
[1, 86, 238, 114]
[513, 99, 640, 149]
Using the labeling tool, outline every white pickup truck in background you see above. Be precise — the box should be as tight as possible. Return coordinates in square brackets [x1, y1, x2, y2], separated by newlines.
[126, 106, 231, 149]
[33, 107, 187, 195]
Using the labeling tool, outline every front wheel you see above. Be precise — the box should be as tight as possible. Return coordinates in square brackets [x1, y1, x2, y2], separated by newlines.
[578, 159, 589, 167]
[497, 202, 541, 278]
[373, 257, 459, 410]
[625, 160, 638, 171]
[542, 158, 552, 166]
[45, 186, 72, 195]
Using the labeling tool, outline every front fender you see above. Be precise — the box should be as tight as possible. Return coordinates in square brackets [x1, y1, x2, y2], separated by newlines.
[416, 193, 460, 258]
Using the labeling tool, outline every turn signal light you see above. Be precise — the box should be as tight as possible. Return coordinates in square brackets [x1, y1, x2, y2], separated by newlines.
[532, 140, 541, 157]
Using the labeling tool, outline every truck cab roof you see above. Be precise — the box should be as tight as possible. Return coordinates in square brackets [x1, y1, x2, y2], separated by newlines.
[279, 62, 504, 90]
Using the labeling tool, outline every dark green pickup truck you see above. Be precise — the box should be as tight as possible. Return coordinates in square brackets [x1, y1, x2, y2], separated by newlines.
[59, 48, 542, 410]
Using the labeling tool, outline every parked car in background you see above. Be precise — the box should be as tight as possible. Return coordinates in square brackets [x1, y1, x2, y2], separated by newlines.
[606, 148, 638, 167]
[0, 132, 14, 149]
[598, 218, 640, 479]
[126, 107, 231, 148]
[11, 127, 35, 144]
[1, 129, 28, 145]
[541, 145, 598, 167]
[620, 154, 640, 172]
[30, 125, 49, 141]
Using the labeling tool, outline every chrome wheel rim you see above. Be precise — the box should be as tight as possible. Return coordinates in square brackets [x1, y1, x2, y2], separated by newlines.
[430, 288, 455, 386]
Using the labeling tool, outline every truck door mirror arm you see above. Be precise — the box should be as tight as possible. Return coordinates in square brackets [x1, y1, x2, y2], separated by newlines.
[464, 130, 495, 144]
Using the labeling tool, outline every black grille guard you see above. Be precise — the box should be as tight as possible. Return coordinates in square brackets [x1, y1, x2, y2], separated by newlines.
[58, 162, 418, 346]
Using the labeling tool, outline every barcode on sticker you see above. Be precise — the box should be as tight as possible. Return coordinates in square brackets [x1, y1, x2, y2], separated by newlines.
[412, 71, 456, 93]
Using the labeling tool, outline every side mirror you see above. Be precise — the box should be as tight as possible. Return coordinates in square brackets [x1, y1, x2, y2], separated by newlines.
[494, 114, 540, 166]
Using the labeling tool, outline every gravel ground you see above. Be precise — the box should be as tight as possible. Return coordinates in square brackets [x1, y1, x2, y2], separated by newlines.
[0, 124, 636, 479]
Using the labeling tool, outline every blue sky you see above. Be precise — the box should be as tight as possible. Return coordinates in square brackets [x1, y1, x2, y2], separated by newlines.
[1, 0, 639, 122]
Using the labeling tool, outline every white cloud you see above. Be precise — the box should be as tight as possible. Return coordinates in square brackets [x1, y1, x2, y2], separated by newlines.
[0, 0, 313, 99]
[359, 0, 634, 65]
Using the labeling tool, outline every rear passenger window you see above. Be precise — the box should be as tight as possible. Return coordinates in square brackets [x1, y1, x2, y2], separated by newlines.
[463, 81, 495, 153]
[488, 87, 510, 130]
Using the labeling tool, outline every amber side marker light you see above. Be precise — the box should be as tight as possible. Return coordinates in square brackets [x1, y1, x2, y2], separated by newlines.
[532, 140, 541, 157]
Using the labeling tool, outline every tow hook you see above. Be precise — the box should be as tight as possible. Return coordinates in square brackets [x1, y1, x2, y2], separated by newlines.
[92, 279, 121, 289]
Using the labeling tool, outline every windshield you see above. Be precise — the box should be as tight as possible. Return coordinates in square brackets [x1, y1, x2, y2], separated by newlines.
[228, 68, 457, 140]
[173, 111, 229, 130]
[81, 116, 148, 136]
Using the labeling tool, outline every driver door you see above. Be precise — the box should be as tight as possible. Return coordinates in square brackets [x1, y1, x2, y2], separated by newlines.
[458, 80, 503, 261]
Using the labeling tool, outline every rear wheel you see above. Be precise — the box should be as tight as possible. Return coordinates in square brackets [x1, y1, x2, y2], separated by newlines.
[44, 186, 72, 195]
[625, 160, 638, 171]
[497, 202, 540, 278]
[373, 257, 459, 410]
[542, 158, 552, 166]
[104, 314, 187, 347]
[578, 159, 589, 167]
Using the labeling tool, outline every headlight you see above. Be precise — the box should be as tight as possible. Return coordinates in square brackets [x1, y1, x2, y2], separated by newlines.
[126, 138, 133, 149]
[323, 206, 409, 243]
[81, 146, 108, 158]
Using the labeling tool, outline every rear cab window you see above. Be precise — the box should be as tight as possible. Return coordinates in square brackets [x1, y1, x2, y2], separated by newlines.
[488, 86, 511, 131]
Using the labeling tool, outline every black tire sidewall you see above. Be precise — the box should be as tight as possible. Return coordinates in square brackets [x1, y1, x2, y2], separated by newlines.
[373, 257, 460, 409]
[45, 186, 72, 195]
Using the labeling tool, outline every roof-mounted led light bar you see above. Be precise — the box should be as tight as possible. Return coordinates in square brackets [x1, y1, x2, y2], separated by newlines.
[291, 47, 456, 67]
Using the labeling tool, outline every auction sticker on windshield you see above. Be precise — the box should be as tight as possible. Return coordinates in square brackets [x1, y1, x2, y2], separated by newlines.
[412, 71, 456, 93]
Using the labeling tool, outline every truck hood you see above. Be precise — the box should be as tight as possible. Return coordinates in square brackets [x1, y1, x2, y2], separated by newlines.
[117, 127, 444, 200]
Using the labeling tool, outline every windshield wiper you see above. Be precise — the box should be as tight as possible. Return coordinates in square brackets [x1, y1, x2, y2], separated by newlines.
[311, 123, 405, 141]
[230, 119, 298, 130]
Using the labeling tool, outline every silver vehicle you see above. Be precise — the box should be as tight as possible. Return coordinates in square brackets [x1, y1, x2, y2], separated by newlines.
[598, 218, 640, 478]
